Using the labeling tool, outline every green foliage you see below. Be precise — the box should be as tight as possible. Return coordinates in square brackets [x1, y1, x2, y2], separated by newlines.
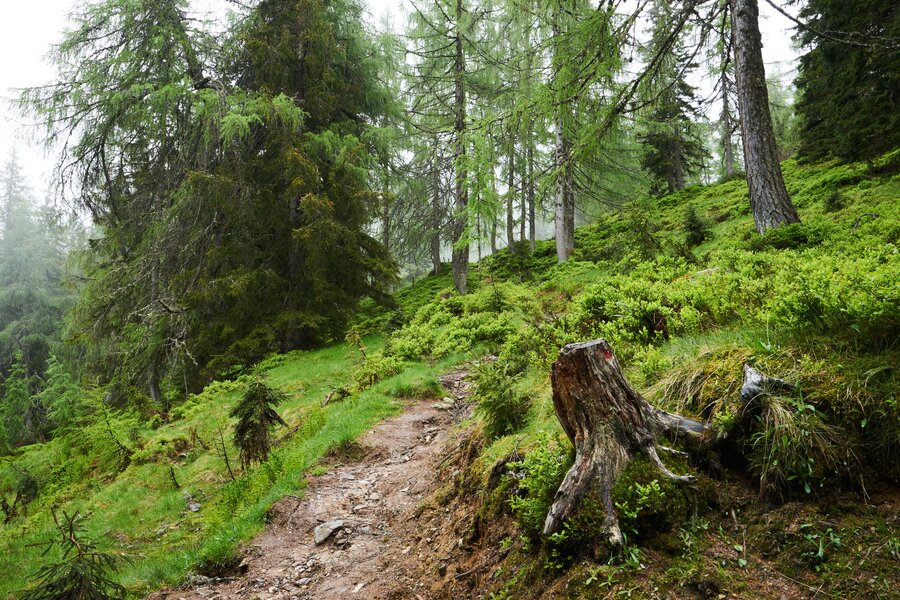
[798, 523, 843, 572]
[1, 355, 34, 449]
[230, 377, 287, 469]
[21, 0, 397, 406]
[20, 510, 126, 600]
[474, 360, 531, 439]
[683, 205, 711, 247]
[612, 458, 688, 541]
[353, 353, 405, 390]
[39, 356, 89, 435]
[750, 394, 856, 498]
[795, 0, 900, 161]
[391, 282, 540, 360]
[508, 435, 572, 543]
[823, 191, 844, 213]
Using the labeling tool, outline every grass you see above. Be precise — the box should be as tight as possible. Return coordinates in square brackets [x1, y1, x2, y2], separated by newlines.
[0, 337, 467, 597]
[3, 150, 899, 599]
[374, 151, 900, 598]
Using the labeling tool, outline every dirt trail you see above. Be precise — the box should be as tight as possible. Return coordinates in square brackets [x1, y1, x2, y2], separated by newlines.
[155, 369, 472, 600]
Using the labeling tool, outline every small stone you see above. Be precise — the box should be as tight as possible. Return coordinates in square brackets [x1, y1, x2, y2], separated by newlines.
[437, 563, 448, 577]
[187, 501, 202, 512]
[368, 492, 382, 501]
[314, 520, 344, 545]
[296, 578, 311, 586]
[353, 582, 366, 593]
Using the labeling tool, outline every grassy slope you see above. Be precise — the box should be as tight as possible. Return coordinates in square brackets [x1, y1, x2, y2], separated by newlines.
[0, 339, 463, 597]
[1, 152, 897, 598]
[381, 152, 900, 597]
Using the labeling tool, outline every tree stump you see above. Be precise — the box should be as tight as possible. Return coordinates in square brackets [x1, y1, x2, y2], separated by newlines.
[543, 340, 711, 544]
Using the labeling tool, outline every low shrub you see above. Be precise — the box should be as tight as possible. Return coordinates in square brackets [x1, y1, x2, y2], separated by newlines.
[474, 360, 531, 440]
[508, 435, 573, 543]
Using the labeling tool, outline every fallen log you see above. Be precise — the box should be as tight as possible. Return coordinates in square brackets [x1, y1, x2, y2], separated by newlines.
[543, 339, 797, 545]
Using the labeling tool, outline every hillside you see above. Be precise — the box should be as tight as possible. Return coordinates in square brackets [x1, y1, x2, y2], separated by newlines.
[2, 151, 898, 599]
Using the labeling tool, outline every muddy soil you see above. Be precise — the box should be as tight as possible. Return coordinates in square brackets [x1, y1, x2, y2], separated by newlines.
[153, 370, 473, 600]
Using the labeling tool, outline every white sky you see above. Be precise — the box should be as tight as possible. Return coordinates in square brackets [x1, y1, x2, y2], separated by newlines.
[0, 0, 798, 197]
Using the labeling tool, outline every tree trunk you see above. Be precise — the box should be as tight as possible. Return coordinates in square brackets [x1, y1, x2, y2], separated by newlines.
[527, 142, 536, 253]
[451, 0, 469, 294]
[381, 194, 391, 255]
[722, 95, 737, 178]
[431, 150, 442, 275]
[672, 131, 686, 191]
[554, 117, 575, 262]
[507, 145, 515, 248]
[490, 219, 497, 254]
[720, 8, 738, 179]
[729, 0, 800, 234]
[544, 340, 709, 544]
[552, 9, 574, 263]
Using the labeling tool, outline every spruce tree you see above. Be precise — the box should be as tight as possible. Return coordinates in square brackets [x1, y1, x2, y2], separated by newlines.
[230, 377, 287, 469]
[794, 0, 900, 161]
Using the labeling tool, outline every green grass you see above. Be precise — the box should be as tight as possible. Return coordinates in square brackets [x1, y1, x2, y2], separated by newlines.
[0, 338, 466, 597]
[3, 150, 899, 599]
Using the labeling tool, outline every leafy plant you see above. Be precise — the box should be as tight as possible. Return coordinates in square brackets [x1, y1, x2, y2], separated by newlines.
[508, 435, 572, 542]
[230, 377, 287, 469]
[474, 360, 531, 439]
[750, 393, 855, 497]
[683, 205, 711, 247]
[20, 510, 127, 600]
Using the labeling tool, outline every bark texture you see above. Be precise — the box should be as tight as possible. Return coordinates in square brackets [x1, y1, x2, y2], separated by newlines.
[730, 0, 800, 233]
[451, 0, 469, 293]
[431, 154, 442, 275]
[552, 9, 575, 263]
[544, 340, 709, 543]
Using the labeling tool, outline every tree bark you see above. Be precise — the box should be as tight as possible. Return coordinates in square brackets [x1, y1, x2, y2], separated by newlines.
[451, 0, 469, 294]
[552, 8, 575, 263]
[730, 0, 800, 234]
[672, 128, 686, 192]
[544, 340, 709, 544]
[431, 148, 442, 275]
[544, 340, 800, 544]
[527, 142, 536, 253]
[722, 93, 737, 178]
[507, 144, 515, 247]
[381, 194, 391, 255]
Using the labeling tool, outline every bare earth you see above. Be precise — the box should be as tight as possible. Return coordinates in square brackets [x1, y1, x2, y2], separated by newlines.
[153, 370, 471, 600]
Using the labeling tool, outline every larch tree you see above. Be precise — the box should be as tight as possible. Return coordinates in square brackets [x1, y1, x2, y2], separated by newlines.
[728, 0, 800, 233]
[407, 0, 480, 294]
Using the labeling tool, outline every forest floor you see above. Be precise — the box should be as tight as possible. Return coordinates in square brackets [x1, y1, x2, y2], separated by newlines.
[150, 369, 474, 600]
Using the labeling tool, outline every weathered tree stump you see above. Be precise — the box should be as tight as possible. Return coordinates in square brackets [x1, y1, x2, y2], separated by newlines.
[544, 340, 798, 544]
[543, 340, 711, 544]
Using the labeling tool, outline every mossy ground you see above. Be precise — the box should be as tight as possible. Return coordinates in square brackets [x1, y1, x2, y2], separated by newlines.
[2, 152, 898, 598]
[379, 152, 899, 598]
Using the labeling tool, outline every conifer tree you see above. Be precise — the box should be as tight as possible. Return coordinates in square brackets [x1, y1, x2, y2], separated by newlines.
[794, 0, 900, 161]
[728, 0, 801, 233]
[231, 377, 287, 469]
[21, 0, 396, 404]
[638, 2, 709, 195]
